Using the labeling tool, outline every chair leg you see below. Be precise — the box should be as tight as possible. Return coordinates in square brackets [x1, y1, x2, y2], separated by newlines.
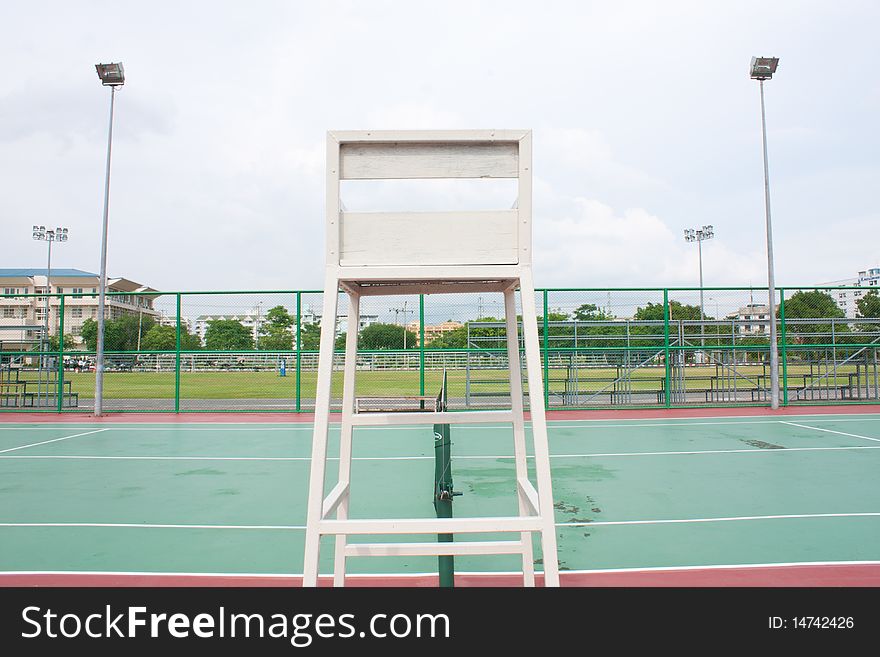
[303, 272, 341, 587]
[504, 284, 535, 587]
[518, 270, 560, 587]
[333, 291, 360, 586]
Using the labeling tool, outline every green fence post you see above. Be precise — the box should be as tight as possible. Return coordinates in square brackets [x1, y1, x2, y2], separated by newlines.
[175, 293, 181, 413]
[779, 288, 788, 406]
[296, 291, 302, 412]
[57, 294, 64, 412]
[663, 289, 671, 408]
[419, 294, 425, 398]
[542, 289, 549, 409]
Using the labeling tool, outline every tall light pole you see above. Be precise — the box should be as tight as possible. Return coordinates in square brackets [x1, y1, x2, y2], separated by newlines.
[390, 301, 414, 349]
[751, 56, 780, 409]
[32, 225, 69, 405]
[684, 225, 714, 356]
[94, 62, 125, 416]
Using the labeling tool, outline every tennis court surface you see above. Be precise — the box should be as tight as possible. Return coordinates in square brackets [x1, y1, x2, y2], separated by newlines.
[2, 406, 879, 586]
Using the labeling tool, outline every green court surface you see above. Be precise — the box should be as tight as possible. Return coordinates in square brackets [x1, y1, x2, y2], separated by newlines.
[1, 413, 879, 583]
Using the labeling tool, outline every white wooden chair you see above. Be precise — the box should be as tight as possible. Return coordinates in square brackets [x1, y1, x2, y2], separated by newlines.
[303, 130, 559, 587]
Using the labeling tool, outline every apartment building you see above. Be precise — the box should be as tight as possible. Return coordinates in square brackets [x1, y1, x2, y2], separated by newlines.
[405, 320, 464, 343]
[815, 266, 879, 319]
[194, 307, 379, 346]
[0, 268, 159, 349]
[726, 303, 771, 335]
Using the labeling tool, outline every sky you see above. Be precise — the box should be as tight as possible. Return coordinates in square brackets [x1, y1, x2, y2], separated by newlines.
[2, 0, 879, 294]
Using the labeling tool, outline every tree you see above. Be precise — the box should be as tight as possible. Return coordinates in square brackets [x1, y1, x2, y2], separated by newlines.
[856, 290, 880, 320]
[358, 323, 417, 350]
[634, 301, 704, 321]
[782, 290, 845, 345]
[204, 319, 254, 350]
[299, 321, 323, 351]
[428, 326, 468, 349]
[80, 318, 98, 350]
[77, 314, 156, 351]
[573, 303, 613, 321]
[141, 324, 201, 351]
[257, 305, 294, 350]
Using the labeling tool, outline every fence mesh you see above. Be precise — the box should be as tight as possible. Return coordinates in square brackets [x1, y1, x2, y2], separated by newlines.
[2, 286, 878, 412]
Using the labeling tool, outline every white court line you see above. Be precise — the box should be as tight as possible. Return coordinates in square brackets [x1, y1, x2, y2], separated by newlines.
[0, 429, 108, 454]
[2, 512, 879, 531]
[1, 415, 879, 433]
[2, 560, 879, 579]
[558, 512, 880, 528]
[779, 421, 880, 443]
[3, 444, 880, 462]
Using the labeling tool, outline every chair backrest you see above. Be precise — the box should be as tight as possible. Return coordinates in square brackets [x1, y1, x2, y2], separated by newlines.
[325, 130, 532, 269]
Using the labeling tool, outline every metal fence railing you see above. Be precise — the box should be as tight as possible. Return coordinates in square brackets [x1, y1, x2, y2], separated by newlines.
[1, 286, 878, 412]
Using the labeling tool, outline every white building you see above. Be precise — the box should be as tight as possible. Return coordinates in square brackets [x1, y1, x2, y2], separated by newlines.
[816, 266, 880, 319]
[727, 303, 770, 335]
[193, 307, 379, 347]
[0, 268, 159, 349]
[158, 314, 192, 333]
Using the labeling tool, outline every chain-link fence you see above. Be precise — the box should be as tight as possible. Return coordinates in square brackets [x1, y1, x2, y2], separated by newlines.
[2, 286, 878, 412]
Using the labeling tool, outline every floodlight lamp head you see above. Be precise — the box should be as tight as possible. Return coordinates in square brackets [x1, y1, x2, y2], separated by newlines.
[703, 225, 714, 239]
[56, 227, 69, 242]
[750, 56, 779, 80]
[684, 229, 695, 242]
[32, 225, 45, 240]
[95, 62, 125, 86]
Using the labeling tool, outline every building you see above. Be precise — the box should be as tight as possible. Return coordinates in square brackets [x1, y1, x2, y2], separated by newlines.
[726, 303, 771, 335]
[301, 309, 379, 334]
[157, 314, 193, 333]
[816, 266, 880, 319]
[0, 268, 160, 349]
[193, 311, 262, 346]
[406, 320, 464, 343]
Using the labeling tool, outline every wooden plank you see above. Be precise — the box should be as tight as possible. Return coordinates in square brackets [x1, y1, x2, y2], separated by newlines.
[321, 482, 349, 519]
[344, 540, 525, 557]
[340, 210, 519, 266]
[517, 477, 540, 515]
[320, 516, 542, 535]
[340, 142, 519, 179]
[349, 280, 516, 296]
[336, 264, 523, 281]
[350, 410, 513, 426]
[330, 129, 529, 144]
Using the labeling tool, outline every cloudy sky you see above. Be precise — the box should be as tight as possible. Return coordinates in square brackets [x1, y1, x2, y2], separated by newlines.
[2, 0, 878, 293]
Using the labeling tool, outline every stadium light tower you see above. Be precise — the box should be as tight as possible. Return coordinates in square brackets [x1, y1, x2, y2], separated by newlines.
[32, 226, 69, 404]
[684, 225, 714, 352]
[94, 62, 125, 416]
[751, 56, 780, 409]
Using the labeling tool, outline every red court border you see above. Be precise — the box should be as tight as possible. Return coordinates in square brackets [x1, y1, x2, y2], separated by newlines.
[3, 564, 880, 587]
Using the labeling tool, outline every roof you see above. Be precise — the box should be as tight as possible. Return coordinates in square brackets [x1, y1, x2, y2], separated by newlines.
[0, 268, 98, 278]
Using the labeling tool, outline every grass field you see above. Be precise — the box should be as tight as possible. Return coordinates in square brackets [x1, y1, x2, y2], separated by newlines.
[16, 363, 871, 400]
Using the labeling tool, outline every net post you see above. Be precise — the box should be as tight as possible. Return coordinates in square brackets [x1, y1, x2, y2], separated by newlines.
[419, 293, 425, 405]
[433, 370, 454, 587]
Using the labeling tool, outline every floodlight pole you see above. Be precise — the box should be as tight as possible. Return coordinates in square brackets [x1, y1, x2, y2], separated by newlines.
[698, 237, 705, 350]
[95, 84, 117, 417]
[41, 235, 53, 405]
[758, 78, 780, 409]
